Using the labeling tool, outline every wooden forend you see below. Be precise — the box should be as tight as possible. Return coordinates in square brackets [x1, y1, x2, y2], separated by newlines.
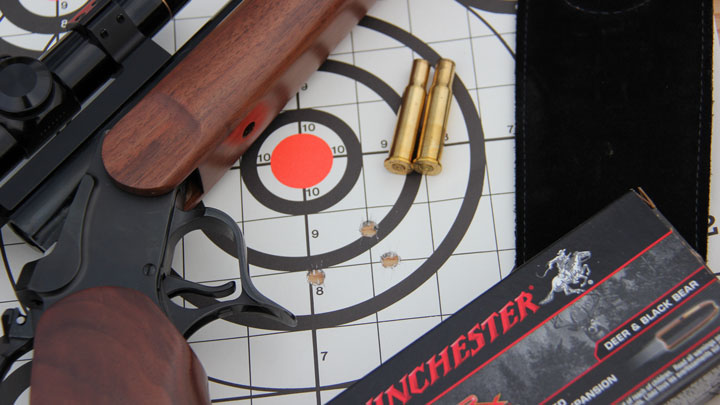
[102, 0, 376, 206]
[30, 287, 210, 405]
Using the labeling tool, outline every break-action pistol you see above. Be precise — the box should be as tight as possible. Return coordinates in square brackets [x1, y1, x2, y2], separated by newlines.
[0, 0, 375, 402]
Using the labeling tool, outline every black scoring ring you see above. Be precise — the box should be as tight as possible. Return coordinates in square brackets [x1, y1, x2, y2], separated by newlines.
[241, 109, 363, 216]
[455, 0, 517, 14]
[242, 59, 423, 272]
[247, 17, 486, 330]
[194, 17, 486, 332]
[1, 2, 75, 34]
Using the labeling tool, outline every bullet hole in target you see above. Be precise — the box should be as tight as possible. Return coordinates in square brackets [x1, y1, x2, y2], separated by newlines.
[307, 269, 326, 286]
[380, 252, 400, 269]
[360, 220, 378, 237]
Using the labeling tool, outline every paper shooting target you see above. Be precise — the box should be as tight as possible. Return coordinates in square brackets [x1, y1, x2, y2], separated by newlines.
[218, 17, 488, 332]
[177, 4, 517, 400]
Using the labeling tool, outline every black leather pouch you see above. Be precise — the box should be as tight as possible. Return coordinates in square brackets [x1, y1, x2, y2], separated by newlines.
[515, 0, 713, 263]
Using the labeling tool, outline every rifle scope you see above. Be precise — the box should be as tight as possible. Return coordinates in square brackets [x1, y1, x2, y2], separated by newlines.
[0, 0, 189, 176]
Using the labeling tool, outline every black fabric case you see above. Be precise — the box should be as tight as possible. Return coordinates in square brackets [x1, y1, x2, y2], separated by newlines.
[515, 0, 713, 263]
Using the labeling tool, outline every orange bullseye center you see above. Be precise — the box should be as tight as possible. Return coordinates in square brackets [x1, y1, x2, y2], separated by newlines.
[271, 133, 333, 189]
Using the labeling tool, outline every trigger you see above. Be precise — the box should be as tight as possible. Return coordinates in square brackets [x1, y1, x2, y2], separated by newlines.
[0, 308, 33, 383]
[163, 271, 235, 299]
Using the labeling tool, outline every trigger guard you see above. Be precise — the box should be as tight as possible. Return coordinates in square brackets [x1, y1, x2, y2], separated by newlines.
[162, 290, 296, 338]
[161, 204, 296, 337]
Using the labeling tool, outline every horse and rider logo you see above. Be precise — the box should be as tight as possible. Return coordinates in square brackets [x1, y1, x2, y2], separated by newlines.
[538, 249, 593, 305]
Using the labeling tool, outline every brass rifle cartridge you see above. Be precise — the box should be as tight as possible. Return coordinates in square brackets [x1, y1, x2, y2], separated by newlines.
[384, 59, 431, 175]
[413, 58, 455, 175]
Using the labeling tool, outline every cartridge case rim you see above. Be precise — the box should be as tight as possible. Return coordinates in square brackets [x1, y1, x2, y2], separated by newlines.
[384, 156, 414, 175]
[413, 157, 442, 175]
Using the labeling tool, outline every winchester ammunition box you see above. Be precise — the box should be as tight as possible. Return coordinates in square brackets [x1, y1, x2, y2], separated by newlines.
[332, 191, 720, 404]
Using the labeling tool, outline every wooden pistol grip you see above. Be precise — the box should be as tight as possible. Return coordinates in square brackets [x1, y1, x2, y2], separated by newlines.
[30, 287, 209, 405]
[102, 0, 376, 205]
